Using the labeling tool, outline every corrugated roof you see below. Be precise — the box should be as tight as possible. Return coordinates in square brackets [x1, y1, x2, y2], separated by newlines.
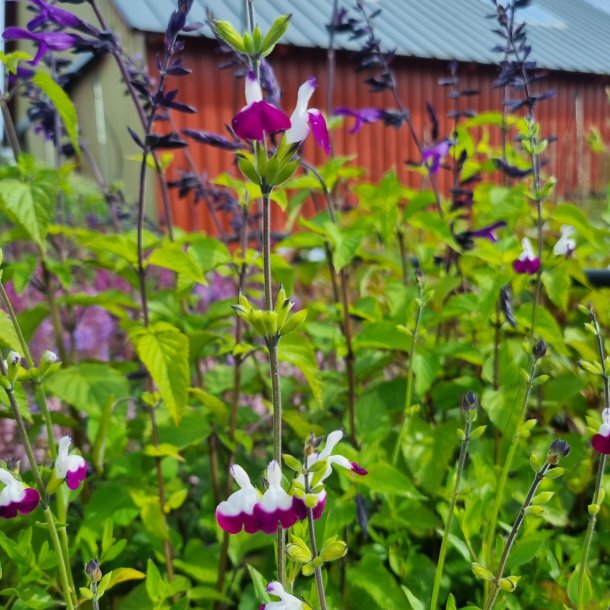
[111, 0, 610, 75]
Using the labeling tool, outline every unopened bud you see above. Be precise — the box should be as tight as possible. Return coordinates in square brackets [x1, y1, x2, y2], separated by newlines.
[547, 439, 570, 465]
[86, 558, 102, 583]
[498, 576, 520, 592]
[461, 391, 479, 412]
[532, 340, 547, 359]
[471, 562, 494, 581]
[286, 543, 312, 564]
[42, 350, 58, 364]
[320, 540, 348, 562]
[7, 351, 21, 366]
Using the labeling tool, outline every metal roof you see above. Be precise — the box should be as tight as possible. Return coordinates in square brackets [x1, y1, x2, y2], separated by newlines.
[111, 0, 610, 75]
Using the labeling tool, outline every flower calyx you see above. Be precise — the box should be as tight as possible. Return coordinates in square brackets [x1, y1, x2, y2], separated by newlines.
[232, 288, 307, 343]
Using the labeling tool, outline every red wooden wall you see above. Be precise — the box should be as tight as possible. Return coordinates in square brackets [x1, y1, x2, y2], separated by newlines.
[150, 37, 610, 236]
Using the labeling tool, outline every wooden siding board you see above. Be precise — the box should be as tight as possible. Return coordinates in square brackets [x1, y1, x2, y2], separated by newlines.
[148, 41, 610, 234]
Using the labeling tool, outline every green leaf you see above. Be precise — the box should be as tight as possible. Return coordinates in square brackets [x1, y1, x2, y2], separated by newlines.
[33, 71, 81, 156]
[128, 322, 189, 424]
[261, 14, 291, 57]
[0, 179, 55, 251]
[359, 463, 425, 499]
[188, 237, 231, 272]
[541, 266, 570, 312]
[106, 568, 146, 591]
[325, 223, 364, 272]
[0, 310, 21, 351]
[145, 559, 165, 603]
[45, 363, 129, 415]
[278, 334, 323, 407]
[348, 555, 408, 610]
[148, 244, 206, 285]
[567, 567, 592, 607]
[401, 585, 425, 610]
[246, 564, 270, 603]
[355, 321, 408, 352]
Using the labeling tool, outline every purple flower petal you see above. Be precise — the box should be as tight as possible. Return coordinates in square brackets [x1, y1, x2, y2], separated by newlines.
[252, 503, 298, 534]
[215, 508, 245, 534]
[232, 100, 290, 141]
[308, 109, 330, 154]
[512, 257, 540, 275]
[3, 28, 79, 65]
[65, 463, 87, 490]
[350, 462, 368, 475]
[18, 488, 40, 515]
[592, 433, 610, 455]
[469, 221, 507, 243]
[334, 106, 383, 134]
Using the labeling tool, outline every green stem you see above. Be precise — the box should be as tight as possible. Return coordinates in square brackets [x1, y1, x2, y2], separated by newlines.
[305, 476, 327, 610]
[484, 357, 539, 567]
[0, 360, 75, 610]
[392, 278, 424, 465]
[577, 306, 609, 610]
[484, 463, 550, 610]
[429, 417, 472, 610]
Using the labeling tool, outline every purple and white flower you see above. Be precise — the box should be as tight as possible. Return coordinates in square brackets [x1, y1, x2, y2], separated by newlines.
[285, 77, 330, 154]
[512, 237, 540, 275]
[592, 408, 610, 455]
[215, 464, 260, 534]
[0, 468, 40, 519]
[553, 225, 576, 257]
[232, 71, 291, 142]
[294, 429, 367, 520]
[422, 140, 451, 174]
[334, 106, 384, 134]
[253, 460, 299, 534]
[263, 582, 305, 610]
[55, 436, 87, 490]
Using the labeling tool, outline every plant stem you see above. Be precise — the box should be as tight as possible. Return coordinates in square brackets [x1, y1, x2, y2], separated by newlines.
[0, 360, 75, 610]
[392, 278, 424, 465]
[484, 356, 539, 567]
[304, 477, 327, 610]
[429, 415, 472, 610]
[1, 99, 21, 159]
[483, 462, 550, 610]
[215, 207, 249, 607]
[577, 306, 608, 610]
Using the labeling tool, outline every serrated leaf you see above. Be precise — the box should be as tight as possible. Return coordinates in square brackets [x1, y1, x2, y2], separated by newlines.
[128, 322, 189, 424]
[325, 223, 364, 272]
[148, 245, 205, 285]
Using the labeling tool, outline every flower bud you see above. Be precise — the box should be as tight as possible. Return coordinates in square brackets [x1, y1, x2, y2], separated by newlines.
[286, 543, 312, 564]
[471, 562, 494, 581]
[7, 351, 21, 366]
[86, 558, 102, 583]
[588, 503, 600, 515]
[547, 439, 570, 465]
[38, 350, 60, 378]
[532, 340, 547, 359]
[524, 505, 544, 517]
[498, 576, 520, 592]
[461, 391, 478, 412]
[320, 540, 348, 562]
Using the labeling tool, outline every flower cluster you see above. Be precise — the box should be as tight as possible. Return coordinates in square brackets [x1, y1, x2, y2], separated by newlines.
[216, 430, 366, 535]
[0, 468, 40, 519]
[232, 72, 330, 153]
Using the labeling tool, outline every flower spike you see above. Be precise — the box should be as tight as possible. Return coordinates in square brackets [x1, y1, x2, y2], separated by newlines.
[215, 464, 260, 534]
[512, 237, 540, 275]
[285, 77, 330, 154]
[232, 71, 291, 141]
[0, 468, 40, 519]
[54, 436, 87, 490]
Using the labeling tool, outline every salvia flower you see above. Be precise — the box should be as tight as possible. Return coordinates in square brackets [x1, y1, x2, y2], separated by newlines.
[285, 77, 330, 154]
[215, 464, 260, 534]
[294, 429, 367, 520]
[27, 0, 98, 35]
[547, 439, 570, 465]
[468, 221, 506, 243]
[0, 468, 40, 519]
[591, 408, 610, 455]
[55, 436, 87, 490]
[512, 237, 540, 274]
[334, 106, 384, 134]
[553, 225, 576, 257]
[253, 460, 299, 534]
[422, 140, 451, 174]
[232, 71, 291, 141]
[263, 582, 305, 610]
[2, 28, 80, 65]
